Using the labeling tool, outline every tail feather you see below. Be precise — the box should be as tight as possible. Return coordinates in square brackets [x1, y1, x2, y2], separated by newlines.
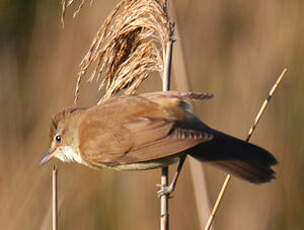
[209, 160, 276, 183]
[187, 130, 277, 184]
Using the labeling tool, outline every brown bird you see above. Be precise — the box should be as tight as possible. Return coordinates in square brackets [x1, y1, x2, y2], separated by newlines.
[40, 91, 277, 195]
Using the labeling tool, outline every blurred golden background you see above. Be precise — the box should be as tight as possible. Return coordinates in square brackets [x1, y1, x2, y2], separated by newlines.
[0, 0, 303, 229]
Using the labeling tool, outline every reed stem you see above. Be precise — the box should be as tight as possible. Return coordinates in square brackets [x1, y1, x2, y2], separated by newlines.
[204, 68, 288, 230]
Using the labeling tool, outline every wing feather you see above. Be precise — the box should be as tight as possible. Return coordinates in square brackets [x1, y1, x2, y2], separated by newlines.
[79, 93, 213, 167]
[118, 124, 213, 164]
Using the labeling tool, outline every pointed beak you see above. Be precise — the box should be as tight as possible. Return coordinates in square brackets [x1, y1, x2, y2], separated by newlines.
[39, 149, 57, 166]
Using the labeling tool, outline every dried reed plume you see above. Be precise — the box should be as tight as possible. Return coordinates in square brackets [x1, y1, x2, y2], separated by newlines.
[63, 0, 173, 104]
[61, 0, 95, 26]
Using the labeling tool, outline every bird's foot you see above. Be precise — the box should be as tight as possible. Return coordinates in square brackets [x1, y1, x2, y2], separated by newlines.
[156, 184, 175, 198]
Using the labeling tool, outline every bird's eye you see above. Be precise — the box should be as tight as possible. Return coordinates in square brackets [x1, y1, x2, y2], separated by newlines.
[55, 135, 62, 143]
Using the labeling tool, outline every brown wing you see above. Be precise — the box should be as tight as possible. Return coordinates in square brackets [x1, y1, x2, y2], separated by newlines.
[78, 93, 213, 167]
[118, 117, 213, 164]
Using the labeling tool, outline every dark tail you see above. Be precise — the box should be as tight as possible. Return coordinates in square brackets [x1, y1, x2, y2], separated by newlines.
[187, 130, 278, 184]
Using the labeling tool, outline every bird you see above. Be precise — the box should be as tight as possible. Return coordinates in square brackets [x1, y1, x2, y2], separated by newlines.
[40, 91, 277, 195]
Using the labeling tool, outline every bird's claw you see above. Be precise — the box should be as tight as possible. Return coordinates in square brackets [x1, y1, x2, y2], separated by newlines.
[156, 184, 174, 198]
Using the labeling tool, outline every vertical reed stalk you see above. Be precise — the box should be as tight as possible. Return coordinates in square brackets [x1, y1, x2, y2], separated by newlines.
[160, 38, 174, 230]
[52, 166, 58, 230]
[170, 13, 212, 226]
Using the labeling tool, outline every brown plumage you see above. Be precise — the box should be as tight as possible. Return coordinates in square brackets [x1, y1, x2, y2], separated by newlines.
[42, 91, 277, 184]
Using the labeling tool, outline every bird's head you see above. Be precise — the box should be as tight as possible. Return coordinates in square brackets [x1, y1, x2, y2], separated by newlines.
[39, 107, 85, 166]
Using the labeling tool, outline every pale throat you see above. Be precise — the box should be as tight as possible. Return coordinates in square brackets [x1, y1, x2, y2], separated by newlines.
[55, 145, 88, 166]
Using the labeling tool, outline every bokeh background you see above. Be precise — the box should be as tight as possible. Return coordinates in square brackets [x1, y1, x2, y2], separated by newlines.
[1, 0, 303, 229]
